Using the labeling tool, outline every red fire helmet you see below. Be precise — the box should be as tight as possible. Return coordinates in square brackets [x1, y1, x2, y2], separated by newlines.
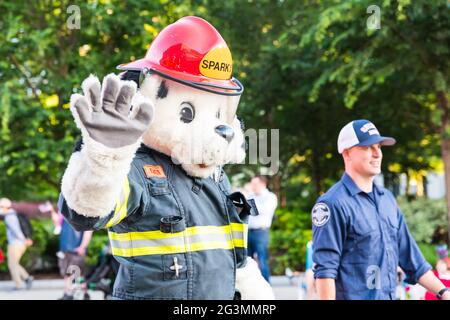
[117, 16, 243, 96]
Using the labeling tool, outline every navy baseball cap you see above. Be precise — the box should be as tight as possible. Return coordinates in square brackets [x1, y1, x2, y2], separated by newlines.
[337, 120, 396, 154]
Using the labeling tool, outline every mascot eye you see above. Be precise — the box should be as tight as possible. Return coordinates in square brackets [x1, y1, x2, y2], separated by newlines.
[216, 109, 221, 119]
[180, 102, 195, 123]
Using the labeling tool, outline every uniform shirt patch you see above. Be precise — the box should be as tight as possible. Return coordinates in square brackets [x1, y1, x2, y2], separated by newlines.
[143, 165, 166, 178]
[312, 202, 331, 227]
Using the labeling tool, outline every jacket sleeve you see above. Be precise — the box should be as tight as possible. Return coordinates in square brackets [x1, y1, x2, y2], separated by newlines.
[60, 134, 141, 219]
[396, 207, 432, 284]
[58, 165, 145, 232]
[312, 200, 347, 279]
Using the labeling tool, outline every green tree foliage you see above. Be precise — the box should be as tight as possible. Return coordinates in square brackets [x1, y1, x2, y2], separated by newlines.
[270, 207, 312, 274]
[1, 0, 448, 203]
[0, 0, 206, 200]
[287, 0, 450, 238]
[398, 197, 448, 244]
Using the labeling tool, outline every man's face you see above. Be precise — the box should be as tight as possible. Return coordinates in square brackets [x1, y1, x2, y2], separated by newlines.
[344, 143, 382, 177]
[0, 199, 11, 214]
[243, 183, 254, 195]
[251, 177, 266, 194]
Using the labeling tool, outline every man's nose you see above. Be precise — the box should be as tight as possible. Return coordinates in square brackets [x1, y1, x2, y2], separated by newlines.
[372, 147, 381, 157]
[215, 125, 234, 143]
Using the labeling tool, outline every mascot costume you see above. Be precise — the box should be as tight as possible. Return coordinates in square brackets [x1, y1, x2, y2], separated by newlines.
[58, 16, 274, 300]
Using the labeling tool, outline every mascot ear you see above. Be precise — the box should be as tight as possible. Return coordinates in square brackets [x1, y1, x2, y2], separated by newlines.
[120, 70, 141, 88]
[139, 74, 169, 104]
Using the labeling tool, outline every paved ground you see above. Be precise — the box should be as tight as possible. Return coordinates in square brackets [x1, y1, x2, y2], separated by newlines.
[0, 278, 105, 300]
[0, 275, 428, 300]
[0, 275, 301, 300]
[271, 275, 302, 300]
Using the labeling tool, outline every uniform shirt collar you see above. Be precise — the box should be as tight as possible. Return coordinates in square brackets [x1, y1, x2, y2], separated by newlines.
[248, 188, 269, 200]
[341, 172, 384, 197]
[4, 209, 16, 216]
[254, 188, 269, 196]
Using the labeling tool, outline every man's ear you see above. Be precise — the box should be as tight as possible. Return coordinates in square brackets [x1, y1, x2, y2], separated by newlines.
[342, 149, 351, 162]
[120, 71, 140, 87]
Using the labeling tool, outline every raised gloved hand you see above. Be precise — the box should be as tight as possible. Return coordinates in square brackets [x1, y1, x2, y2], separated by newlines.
[70, 73, 154, 148]
[62, 74, 153, 218]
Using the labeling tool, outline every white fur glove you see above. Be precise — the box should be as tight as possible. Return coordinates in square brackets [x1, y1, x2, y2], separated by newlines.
[235, 257, 276, 300]
[61, 74, 154, 218]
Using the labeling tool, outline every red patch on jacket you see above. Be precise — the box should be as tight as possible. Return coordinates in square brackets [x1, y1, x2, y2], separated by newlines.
[143, 165, 166, 178]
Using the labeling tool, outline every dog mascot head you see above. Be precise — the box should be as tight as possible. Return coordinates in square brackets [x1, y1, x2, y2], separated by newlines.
[119, 16, 246, 178]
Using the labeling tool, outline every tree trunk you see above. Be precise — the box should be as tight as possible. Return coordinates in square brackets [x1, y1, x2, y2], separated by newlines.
[271, 173, 282, 207]
[281, 193, 286, 208]
[423, 175, 428, 198]
[440, 139, 450, 244]
[438, 90, 450, 244]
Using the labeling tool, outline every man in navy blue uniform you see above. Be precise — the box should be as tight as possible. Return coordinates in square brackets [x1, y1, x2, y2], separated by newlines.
[312, 119, 450, 300]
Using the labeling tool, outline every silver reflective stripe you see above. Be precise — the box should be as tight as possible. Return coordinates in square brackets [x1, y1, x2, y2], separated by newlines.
[232, 230, 246, 240]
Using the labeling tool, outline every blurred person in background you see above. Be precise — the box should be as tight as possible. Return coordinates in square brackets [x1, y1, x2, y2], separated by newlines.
[425, 245, 450, 300]
[239, 182, 254, 199]
[0, 198, 33, 290]
[395, 267, 407, 300]
[58, 216, 93, 300]
[304, 240, 317, 299]
[247, 176, 278, 283]
[39, 200, 63, 235]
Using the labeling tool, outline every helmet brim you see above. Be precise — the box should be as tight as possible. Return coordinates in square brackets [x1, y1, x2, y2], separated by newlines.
[117, 59, 243, 96]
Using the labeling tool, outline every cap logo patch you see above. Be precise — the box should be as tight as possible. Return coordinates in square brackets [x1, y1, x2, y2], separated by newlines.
[143, 165, 166, 178]
[360, 123, 380, 136]
[312, 203, 331, 227]
[199, 46, 233, 80]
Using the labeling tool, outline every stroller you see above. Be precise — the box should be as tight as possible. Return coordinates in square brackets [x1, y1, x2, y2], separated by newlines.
[77, 244, 119, 300]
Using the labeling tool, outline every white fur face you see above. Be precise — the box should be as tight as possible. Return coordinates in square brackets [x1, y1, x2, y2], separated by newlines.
[138, 74, 246, 178]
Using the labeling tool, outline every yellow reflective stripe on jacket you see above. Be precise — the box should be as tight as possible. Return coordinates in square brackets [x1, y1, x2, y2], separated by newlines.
[109, 223, 247, 257]
[105, 177, 130, 228]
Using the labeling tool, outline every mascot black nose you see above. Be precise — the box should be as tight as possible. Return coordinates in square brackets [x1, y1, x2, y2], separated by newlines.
[215, 125, 234, 143]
